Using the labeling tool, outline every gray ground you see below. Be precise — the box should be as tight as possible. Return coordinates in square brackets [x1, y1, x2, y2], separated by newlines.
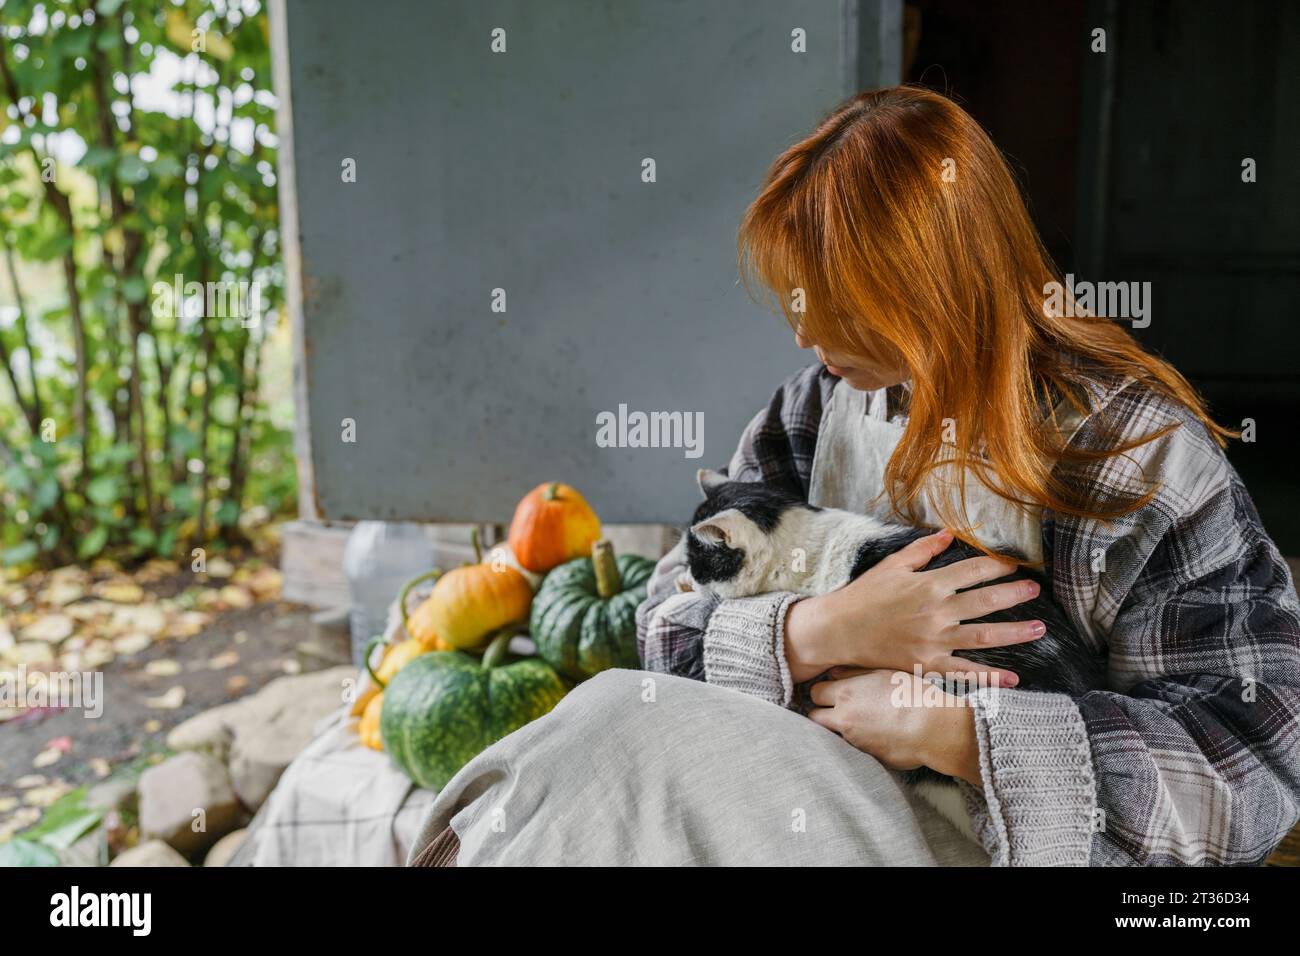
[0, 598, 350, 796]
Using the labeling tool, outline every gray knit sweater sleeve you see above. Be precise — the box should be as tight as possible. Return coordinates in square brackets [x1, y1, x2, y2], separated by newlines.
[958, 690, 1097, 866]
[634, 534, 803, 709]
[701, 592, 802, 707]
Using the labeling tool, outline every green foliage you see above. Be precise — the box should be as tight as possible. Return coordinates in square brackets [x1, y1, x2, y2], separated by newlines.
[0, 785, 105, 866]
[0, 0, 295, 566]
[0, 837, 60, 866]
[18, 785, 104, 850]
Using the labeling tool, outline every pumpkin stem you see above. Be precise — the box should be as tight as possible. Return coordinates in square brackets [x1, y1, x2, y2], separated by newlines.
[480, 627, 514, 671]
[591, 539, 621, 599]
[470, 526, 483, 564]
[543, 482, 560, 501]
[363, 636, 388, 689]
[398, 568, 443, 636]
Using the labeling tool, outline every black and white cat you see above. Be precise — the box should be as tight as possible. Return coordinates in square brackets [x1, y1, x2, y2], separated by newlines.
[683, 468, 1106, 834]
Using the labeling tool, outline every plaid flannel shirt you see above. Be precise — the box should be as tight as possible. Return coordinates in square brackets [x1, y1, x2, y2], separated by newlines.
[636, 363, 1300, 865]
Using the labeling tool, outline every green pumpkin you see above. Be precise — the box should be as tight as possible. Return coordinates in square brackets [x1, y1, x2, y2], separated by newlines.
[529, 540, 654, 682]
[380, 631, 568, 790]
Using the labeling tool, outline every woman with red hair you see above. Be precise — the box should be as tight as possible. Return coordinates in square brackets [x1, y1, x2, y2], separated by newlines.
[411, 87, 1300, 867]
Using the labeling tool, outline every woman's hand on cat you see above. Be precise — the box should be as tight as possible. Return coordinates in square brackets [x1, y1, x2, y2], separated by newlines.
[783, 529, 1045, 683]
[807, 667, 983, 786]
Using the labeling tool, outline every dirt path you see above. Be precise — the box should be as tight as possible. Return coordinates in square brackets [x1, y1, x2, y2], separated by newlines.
[1, 600, 350, 793]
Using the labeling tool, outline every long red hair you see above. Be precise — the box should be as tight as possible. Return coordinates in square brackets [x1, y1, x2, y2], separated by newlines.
[738, 86, 1232, 552]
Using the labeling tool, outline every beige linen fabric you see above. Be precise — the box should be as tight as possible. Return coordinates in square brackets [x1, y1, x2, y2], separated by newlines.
[407, 669, 990, 866]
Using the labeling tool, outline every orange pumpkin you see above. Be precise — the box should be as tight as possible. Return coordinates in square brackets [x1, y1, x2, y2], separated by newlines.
[508, 482, 602, 573]
[418, 562, 533, 650]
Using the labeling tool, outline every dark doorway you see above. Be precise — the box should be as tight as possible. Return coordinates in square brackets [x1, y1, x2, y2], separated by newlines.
[905, 0, 1300, 552]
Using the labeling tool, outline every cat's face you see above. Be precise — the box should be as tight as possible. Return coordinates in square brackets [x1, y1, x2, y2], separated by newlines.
[684, 470, 805, 599]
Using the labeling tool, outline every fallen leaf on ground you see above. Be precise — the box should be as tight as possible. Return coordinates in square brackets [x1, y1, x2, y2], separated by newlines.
[23, 782, 72, 807]
[2, 586, 29, 607]
[7, 642, 55, 666]
[219, 585, 254, 609]
[196, 590, 225, 611]
[208, 650, 240, 670]
[33, 748, 62, 768]
[144, 659, 182, 677]
[144, 687, 185, 710]
[169, 612, 210, 640]
[65, 600, 117, 622]
[81, 643, 115, 669]
[21, 614, 74, 644]
[225, 675, 250, 695]
[143, 719, 162, 733]
[112, 633, 151, 656]
[89, 758, 111, 779]
[247, 567, 283, 600]
[135, 559, 180, 583]
[0, 808, 41, 839]
[205, 556, 236, 579]
[94, 581, 145, 604]
[39, 582, 85, 606]
[109, 605, 166, 637]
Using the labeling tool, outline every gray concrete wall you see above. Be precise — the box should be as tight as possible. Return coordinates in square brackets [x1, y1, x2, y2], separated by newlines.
[275, 0, 895, 524]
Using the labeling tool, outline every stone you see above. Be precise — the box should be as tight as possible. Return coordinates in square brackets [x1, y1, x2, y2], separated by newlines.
[137, 752, 241, 857]
[203, 828, 248, 867]
[86, 777, 139, 814]
[163, 665, 352, 812]
[165, 708, 234, 760]
[59, 827, 108, 867]
[110, 840, 190, 867]
[225, 665, 354, 811]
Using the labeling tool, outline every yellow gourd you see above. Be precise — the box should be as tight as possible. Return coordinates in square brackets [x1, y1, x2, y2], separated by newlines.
[401, 570, 452, 651]
[350, 638, 430, 718]
[359, 693, 384, 750]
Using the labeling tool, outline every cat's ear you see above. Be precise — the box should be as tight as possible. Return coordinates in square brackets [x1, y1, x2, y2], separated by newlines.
[696, 468, 729, 497]
[690, 509, 747, 547]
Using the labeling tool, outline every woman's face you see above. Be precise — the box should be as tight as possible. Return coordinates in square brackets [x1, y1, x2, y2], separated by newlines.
[794, 324, 910, 392]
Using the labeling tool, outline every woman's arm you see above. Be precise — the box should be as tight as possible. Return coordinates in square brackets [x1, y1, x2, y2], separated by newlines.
[636, 364, 834, 704]
[964, 388, 1300, 866]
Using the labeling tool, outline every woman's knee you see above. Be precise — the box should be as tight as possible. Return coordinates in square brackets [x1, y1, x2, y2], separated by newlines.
[559, 668, 668, 729]
[554, 669, 788, 754]
[563, 668, 725, 716]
